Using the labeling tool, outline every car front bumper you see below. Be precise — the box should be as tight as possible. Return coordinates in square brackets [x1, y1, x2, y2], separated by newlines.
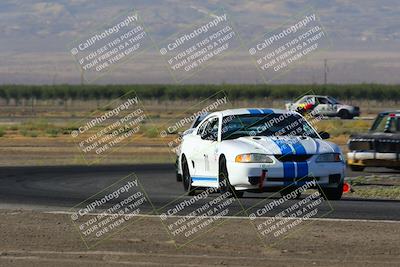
[227, 160, 345, 191]
[347, 151, 400, 168]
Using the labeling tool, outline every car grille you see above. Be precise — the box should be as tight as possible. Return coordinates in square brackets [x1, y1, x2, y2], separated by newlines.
[348, 140, 373, 151]
[274, 154, 313, 162]
[376, 140, 400, 153]
[349, 138, 400, 153]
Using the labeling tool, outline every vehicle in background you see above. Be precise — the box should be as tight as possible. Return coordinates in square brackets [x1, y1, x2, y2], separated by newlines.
[347, 111, 400, 171]
[176, 112, 208, 181]
[285, 95, 360, 119]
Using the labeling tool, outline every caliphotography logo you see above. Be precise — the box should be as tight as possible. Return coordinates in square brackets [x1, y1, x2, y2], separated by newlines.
[70, 90, 150, 165]
[247, 8, 332, 82]
[68, 9, 153, 83]
[69, 173, 155, 249]
[157, 8, 243, 82]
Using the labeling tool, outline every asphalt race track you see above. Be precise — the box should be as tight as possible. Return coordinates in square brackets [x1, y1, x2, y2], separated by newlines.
[0, 164, 399, 221]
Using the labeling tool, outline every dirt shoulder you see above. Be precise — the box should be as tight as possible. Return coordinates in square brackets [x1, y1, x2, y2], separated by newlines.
[0, 210, 399, 267]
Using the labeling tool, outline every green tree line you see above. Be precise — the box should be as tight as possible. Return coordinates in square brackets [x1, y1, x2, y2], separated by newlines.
[0, 84, 398, 102]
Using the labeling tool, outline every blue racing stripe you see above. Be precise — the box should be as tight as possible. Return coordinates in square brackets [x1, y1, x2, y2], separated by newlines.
[274, 139, 294, 183]
[296, 162, 308, 178]
[192, 177, 218, 182]
[260, 109, 274, 114]
[292, 141, 307, 155]
[247, 108, 262, 114]
[283, 162, 295, 185]
[290, 140, 308, 179]
[273, 139, 293, 155]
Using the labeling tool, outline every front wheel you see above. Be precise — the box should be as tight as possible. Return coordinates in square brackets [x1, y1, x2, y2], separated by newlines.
[219, 156, 244, 198]
[339, 110, 353, 119]
[319, 183, 343, 200]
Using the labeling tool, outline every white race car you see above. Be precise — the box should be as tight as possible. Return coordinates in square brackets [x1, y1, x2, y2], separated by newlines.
[177, 108, 346, 200]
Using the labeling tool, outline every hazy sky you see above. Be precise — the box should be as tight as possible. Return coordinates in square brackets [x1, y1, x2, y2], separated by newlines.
[0, 0, 399, 84]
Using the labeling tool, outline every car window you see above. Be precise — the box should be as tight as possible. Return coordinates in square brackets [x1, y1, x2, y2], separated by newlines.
[197, 120, 208, 135]
[297, 96, 307, 103]
[389, 118, 397, 133]
[299, 96, 312, 104]
[202, 117, 219, 140]
[373, 116, 387, 132]
[372, 114, 398, 133]
[305, 96, 315, 105]
[327, 97, 340, 104]
[388, 116, 399, 133]
[317, 97, 329, 104]
[191, 113, 208, 128]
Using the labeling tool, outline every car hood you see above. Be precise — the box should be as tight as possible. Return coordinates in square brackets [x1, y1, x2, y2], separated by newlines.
[221, 136, 340, 158]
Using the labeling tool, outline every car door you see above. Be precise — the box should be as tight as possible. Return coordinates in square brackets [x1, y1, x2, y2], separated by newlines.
[191, 116, 220, 184]
[326, 98, 338, 116]
[187, 119, 208, 177]
[203, 116, 220, 179]
[314, 97, 334, 116]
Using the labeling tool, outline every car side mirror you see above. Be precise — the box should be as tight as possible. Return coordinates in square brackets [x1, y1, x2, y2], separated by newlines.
[319, 131, 330, 139]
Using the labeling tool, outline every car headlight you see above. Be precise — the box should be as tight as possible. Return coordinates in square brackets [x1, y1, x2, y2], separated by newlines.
[235, 153, 273, 163]
[316, 153, 342, 162]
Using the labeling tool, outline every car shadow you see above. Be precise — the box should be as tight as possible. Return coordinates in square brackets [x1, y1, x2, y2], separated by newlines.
[241, 194, 400, 203]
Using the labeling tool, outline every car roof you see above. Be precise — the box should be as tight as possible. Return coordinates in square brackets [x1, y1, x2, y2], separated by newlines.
[302, 95, 329, 98]
[205, 108, 293, 117]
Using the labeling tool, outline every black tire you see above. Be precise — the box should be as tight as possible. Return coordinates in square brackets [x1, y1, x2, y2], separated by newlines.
[338, 109, 352, 119]
[350, 165, 365, 172]
[176, 173, 182, 182]
[280, 188, 301, 199]
[219, 156, 244, 198]
[176, 158, 182, 182]
[181, 155, 195, 196]
[319, 183, 343, 200]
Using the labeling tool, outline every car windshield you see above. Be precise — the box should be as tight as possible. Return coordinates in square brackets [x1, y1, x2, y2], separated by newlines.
[191, 113, 208, 128]
[221, 113, 319, 140]
[371, 113, 400, 133]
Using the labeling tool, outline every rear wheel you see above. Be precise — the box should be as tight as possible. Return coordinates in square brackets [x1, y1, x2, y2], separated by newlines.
[219, 156, 244, 198]
[319, 183, 343, 200]
[181, 155, 195, 196]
